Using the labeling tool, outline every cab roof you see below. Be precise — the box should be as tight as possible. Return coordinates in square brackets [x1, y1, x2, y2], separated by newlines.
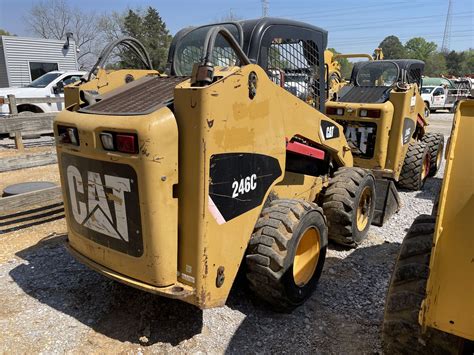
[167, 17, 328, 71]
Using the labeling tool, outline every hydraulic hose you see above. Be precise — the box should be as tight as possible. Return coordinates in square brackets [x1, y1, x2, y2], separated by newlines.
[88, 37, 153, 81]
[201, 26, 250, 66]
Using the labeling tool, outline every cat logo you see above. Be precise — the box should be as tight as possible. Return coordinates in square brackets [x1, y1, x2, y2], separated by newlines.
[320, 120, 340, 140]
[60, 153, 143, 256]
[326, 126, 335, 139]
[67, 165, 131, 241]
[345, 125, 375, 155]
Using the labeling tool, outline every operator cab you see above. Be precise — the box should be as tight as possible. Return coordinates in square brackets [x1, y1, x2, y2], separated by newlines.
[168, 17, 328, 110]
[338, 60, 424, 103]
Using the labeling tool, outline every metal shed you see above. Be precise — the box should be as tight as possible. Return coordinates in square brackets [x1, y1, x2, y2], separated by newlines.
[0, 36, 78, 88]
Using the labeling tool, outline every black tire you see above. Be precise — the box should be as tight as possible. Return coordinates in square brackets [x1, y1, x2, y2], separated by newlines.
[422, 132, 444, 177]
[322, 167, 376, 247]
[450, 101, 459, 113]
[246, 199, 327, 311]
[383, 215, 463, 354]
[398, 141, 430, 191]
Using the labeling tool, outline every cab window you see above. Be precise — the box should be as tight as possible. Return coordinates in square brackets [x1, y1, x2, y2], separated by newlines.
[356, 62, 398, 87]
[54, 75, 83, 93]
[260, 27, 323, 109]
[173, 24, 241, 76]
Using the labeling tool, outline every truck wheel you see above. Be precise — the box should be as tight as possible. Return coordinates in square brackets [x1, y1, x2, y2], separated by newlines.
[424, 103, 430, 118]
[398, 141, 430, 190]
[422, 133, 444, 177]
[383, 215, 463, 354]
[322, 167, 376, 247]
[450, 101, 459, 113]
[246, 199, 327, 311]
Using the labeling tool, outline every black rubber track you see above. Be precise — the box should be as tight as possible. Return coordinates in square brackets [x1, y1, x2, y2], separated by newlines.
[246, 199, 327, 311]
[398, 141, 429, 191]
[422, 132, 444, 177]
[383, 215, 463, 354]
[322, 167, 376, 247]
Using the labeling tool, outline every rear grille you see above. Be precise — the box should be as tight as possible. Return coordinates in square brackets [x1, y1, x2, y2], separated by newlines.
[339, 86, 391, 103]
[80, 76, 188, 115]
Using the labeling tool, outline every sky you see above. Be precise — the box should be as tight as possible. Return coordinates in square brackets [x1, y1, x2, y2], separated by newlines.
[0, 0, 473, 54]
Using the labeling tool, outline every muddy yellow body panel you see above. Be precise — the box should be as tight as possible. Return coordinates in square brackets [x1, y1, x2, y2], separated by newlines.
[420, 100, 474, 340]
[55, 65, 352, 308]
[173, 64, 350, 308]
[55, 107, 182, 291]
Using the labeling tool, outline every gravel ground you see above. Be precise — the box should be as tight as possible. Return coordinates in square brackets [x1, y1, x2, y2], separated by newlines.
[0, 113, 452, 353]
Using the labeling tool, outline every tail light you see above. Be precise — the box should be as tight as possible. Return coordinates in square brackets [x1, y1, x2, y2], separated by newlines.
[116, 134, 137, 154]
[326, 107, 345, 116]
[57, 125, 79, 146]
[359, 109, 381, 118]
[99, 131, 138, 154]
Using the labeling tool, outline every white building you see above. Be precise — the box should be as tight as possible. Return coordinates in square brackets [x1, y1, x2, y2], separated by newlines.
[0, 36, 78, 88]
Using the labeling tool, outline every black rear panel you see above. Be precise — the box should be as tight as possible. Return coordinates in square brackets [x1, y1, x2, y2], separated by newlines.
[338, 86, 391, 103]
[337, 120, 377, 159]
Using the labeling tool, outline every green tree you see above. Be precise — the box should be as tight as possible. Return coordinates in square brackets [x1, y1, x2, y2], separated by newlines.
[424, 52, 447, 76]
[327, 48, 353, 79]
[378, 36, 406, 59]
[461, 49, 474, 75]
[404, 37, 437, 62]
[444, 50, 466, 76]
[120, 7, 172, 71]
[0, 29, 13, 36]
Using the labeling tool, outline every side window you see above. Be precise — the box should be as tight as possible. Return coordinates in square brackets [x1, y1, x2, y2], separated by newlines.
[266, 38, 321, 109]
[173, 24, 241, 76]
[29, 62, 59, 81]
[433, 88, 444, 96]
[61, 75, 82, 86]
[55, 75, 82, 93]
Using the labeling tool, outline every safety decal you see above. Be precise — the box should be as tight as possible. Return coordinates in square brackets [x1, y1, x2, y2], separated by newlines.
[402, 118, 415, 145]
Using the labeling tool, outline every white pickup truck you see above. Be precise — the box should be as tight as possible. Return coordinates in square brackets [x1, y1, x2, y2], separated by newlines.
[0, 70, 86, 116]
[421, 79, 471, 113]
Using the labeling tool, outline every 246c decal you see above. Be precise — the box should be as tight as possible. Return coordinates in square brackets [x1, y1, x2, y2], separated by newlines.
[209, 153, 282, 224]
[232, 174, 257, 198]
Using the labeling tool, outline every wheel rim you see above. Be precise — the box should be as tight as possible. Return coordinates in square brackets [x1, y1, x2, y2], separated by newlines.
[293, 227, 320, 287]
[356, 186, 372, 231]
[422, 154, 430, 180]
